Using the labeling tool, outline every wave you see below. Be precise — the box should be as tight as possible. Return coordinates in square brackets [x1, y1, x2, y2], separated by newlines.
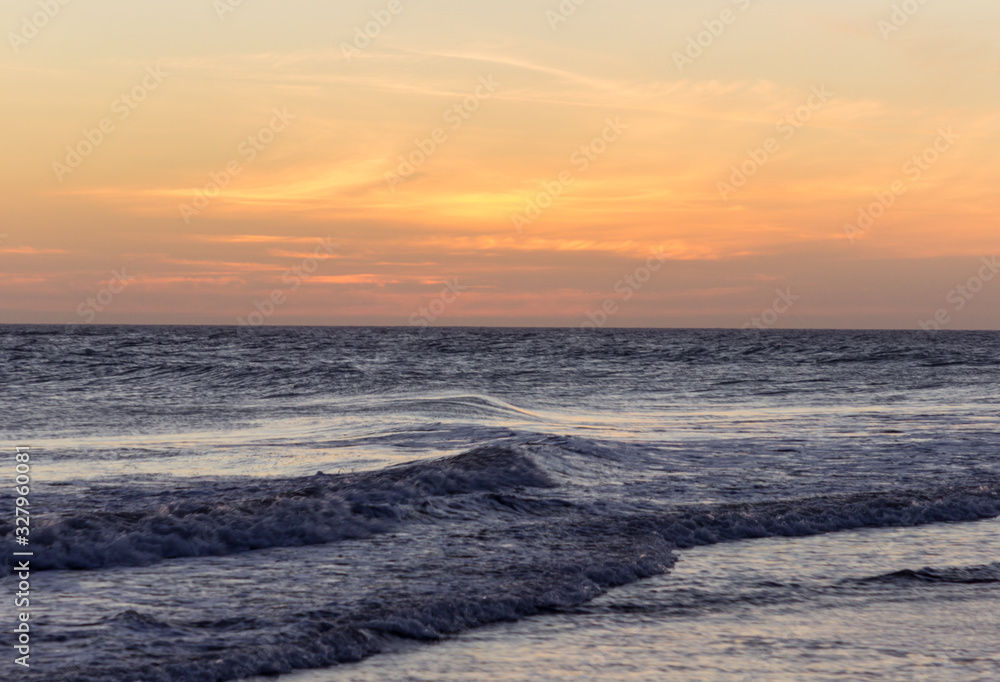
[9, 436, 1000, 682]
[5, 439, 1000, 576]
[44, 477, 1000, 681]
[52, 523, 677, 682]
[648, 482, 1000, 549]
[0, 445, 558, 573]
[855, 562, 1000, 585]
[380, 393, 547, 421]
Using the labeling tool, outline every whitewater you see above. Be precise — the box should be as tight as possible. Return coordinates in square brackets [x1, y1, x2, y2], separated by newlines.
[1, 326, 998, 681]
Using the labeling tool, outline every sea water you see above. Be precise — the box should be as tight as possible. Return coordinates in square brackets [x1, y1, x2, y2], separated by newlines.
[1, 326, 997, 680]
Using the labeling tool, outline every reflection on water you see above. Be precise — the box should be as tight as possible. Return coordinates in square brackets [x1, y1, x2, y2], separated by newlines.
[284, 518, 1000, 682]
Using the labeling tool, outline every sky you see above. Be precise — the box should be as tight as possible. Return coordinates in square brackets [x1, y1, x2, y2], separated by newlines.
[1, 0, 999, 329]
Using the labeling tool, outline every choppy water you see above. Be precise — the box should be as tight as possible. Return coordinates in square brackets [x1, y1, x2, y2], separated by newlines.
[1, 326, 998, 681]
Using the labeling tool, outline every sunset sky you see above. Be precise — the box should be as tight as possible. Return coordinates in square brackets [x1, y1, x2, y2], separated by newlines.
[2, 0, 999, 328]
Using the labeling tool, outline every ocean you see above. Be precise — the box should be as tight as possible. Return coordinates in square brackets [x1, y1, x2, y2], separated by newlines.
[2, 325, 998, 681]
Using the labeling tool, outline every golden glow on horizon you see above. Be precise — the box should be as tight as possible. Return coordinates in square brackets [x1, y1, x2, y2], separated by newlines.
[1, 0, 999, 328]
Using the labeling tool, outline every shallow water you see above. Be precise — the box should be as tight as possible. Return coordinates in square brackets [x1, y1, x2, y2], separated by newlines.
[282, 518, 1000, 681]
